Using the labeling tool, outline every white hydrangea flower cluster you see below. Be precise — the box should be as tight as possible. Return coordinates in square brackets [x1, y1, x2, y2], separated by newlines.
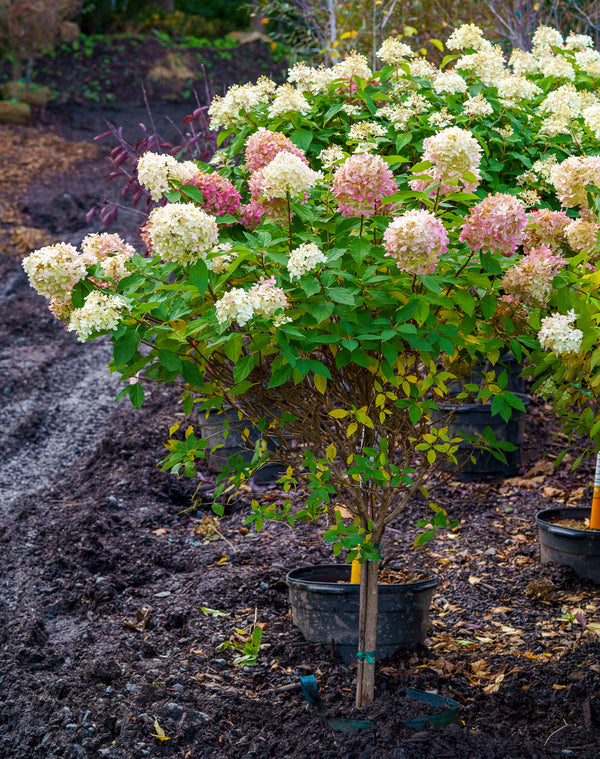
[268, 84, 311, 118]
[538, 309, 583, 356]
[497, 75, 542, 107]
[565, 219, 600, 253]
[287, 62, 337, 94]
[575, 48, 600, 76]
[331, 52, 372, 82]
[409, 58, 438, 81]
[207, 242, 236, 273]
[463, 93, 493, 117]
[348, 121, 387, 141]
[428, 108, 454, 128]
[22, 242, 87, 300]
[318, 145, 345, 169]
[550, 155, 600, 209]
[215, 278, 288, 327]
[455, 45, 507, 87]
[81, 233, 136, 282]
[376, 38, 414, 65]
[583, 104, 600, 137]
[137, 152, 198, 202]
[446, 23, 487, 51]
[144, 203, 219, 265]
[260, 152, 323, 199]
[287, 243, 327, 280]
[432, 71, 468, 95]
[538, 54, 575, 80]
[68, 291, 125, 342]
[208, 78, 277, 130]
[540, 84, 581, 119]
[531, 25, 564, 52]
[508, 49, 539, 75]
[566, 33, 594, 50]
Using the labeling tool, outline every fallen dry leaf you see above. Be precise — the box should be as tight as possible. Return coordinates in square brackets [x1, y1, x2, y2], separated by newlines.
[152, 527, 168, 536]
[123, 607, 151, 632]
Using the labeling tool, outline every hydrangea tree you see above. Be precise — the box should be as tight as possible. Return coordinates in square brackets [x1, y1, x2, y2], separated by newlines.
[23, 24, 600, 706]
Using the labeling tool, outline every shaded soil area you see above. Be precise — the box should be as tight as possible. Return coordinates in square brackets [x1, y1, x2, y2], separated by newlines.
[1, 38, 600, 759]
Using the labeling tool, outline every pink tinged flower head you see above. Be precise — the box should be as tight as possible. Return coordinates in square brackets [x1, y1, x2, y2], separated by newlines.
[188, 171, 241, 217]
[383, 210, 449, 275]
[550, 155, 600, 209]
[81, 233, 136, 264]
[239, 200, 265, 229]
[538, 309, 583, 356]
[332, 153, 397, 218]
[501, 245, 567, 307]
[22, 242, 87, 301]
[459, 193, 528, 257]
[565, 218, 600, 254]
[409, 126, 482, 197]
[522, 209, 570, 253]
[245, 128, 309, 173]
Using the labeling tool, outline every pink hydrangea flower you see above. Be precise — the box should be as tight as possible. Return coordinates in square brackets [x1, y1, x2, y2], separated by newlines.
[188, 172, 241, 217]
[501, 245, 567, 306]
[522, 208, 570, 252]
[459, 193, 528, 257]
[245, 128, 308, 172]
[332, 153, 396, 217]
[383, 210, 449, 275]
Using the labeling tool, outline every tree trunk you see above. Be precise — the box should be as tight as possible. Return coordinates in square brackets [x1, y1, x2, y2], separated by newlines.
[355, 558, 379, 708]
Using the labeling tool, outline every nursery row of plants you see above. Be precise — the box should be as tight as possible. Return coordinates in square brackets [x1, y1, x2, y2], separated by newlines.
[20, 21, 600, 711]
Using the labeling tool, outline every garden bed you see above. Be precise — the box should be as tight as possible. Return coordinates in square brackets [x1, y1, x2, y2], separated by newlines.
[0, 36, 599, 759]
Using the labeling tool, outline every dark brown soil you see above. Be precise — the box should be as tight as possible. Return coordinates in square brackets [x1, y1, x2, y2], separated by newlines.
[1, 37, 600, 759]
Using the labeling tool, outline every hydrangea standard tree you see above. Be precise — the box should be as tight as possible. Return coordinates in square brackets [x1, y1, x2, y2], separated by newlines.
[23, 23, 600, 707]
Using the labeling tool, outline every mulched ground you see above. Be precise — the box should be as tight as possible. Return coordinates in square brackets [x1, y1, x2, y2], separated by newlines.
[0, 36, 599, 759]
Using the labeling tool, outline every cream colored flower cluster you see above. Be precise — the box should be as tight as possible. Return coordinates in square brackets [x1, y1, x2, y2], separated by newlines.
[81, 233, 136, 281]
[259, 152, 322, 200]
[23, 242, 87, 300]
[208, 77, 277, 130]
[287, 243, 327, 280]
[142, 203, 219, 265]
[410, 126, 482, 196]
[383, 209, 449, 275]
[137, 152, 198, 202]
[376, 38, 414, 65]
[550, 155, 600, 210]
[215, 278, 288, 327]
[496, 75, 542, 108]
[268, 84, 311, 118]
[565, 218, 600, 254]
[67, 290, 125, 342]
[538, 309, 583, 356]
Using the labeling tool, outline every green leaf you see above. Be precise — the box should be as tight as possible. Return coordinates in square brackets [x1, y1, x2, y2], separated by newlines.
[233, 354, 256, 384]
[158, 349, 182, 372]
[327, 287, 356, 305]
[290, 128, 313, 152]
[312, 301, 335, 322]
[269, 355, 294, 388]
[179, 183, 205, 204]
[113, 332, 140, 367]
[189, 259, 209, 296]
[181, 360, 204, 386]
[128, 382, 145, 409]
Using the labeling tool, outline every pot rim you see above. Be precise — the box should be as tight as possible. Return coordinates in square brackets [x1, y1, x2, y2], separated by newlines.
[535, 506, 594, 538]
[286, 563, 437, 593]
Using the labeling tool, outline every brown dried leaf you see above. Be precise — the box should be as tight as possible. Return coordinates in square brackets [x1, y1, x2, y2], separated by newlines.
[123, 607, 151, 632]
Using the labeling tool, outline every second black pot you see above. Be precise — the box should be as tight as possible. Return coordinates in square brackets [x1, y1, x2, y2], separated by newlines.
[536, 507, 600, 584]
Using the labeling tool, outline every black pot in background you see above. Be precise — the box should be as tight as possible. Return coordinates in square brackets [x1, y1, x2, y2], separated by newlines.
[286, 564, 437, 664]
[536, 507, 600, 584]
[439, 393, 530, 481]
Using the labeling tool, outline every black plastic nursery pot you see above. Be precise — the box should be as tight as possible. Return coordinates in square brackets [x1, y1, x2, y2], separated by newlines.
[198, 407, 284, 483]
[536, 507, 600, 584]
[442, 393, 530, 480]
[286, 565, 437, 664]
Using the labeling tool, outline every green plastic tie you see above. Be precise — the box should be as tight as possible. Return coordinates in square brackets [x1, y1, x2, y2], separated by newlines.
[356, 650, 376, 665]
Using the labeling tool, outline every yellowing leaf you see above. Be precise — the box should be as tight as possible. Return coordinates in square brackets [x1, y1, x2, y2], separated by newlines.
[329, 408, 348, 419]
[429, 38, 444, 52]
[326, 443, 337, 461]
[347, 422, 358, 437]
[152, 717, 171, 741]
[500, 625, 522, 635]
[314, 373, 327, 394]
[217, 556, 229, 565]
[169, 421, 181, 437]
